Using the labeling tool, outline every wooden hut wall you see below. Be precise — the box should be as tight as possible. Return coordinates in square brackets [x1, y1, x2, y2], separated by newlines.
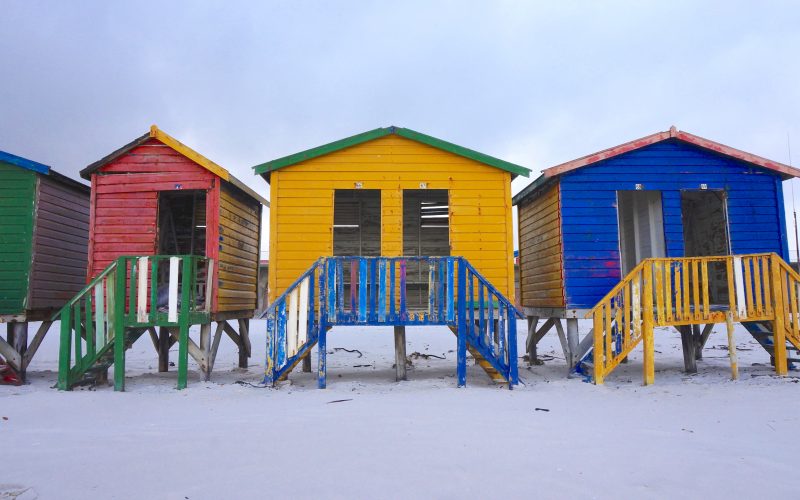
[0, 162, 36, 315]
[28, 174, 89, 311]
[268, 134, 515, 302]
[87, 138, 218, 280]
[517, 181, 565, 309]
[558, 139, 789, 309]
[217, 182, 261, 313]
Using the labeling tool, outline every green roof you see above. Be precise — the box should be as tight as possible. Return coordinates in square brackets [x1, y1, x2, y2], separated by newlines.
[252, 126, 530, 178]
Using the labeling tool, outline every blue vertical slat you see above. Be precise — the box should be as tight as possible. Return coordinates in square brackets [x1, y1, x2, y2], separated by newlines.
[327, 260, 337, 324]
[508, 304, 518, 387]
[456, 258, 467, 387]
[276, 300, 287, 369]
[428, 259, 435, 322]
[318, 315, 327, 389]
[358, 257, 368, 322]
[446, 258, 454, 322]
[478, 281, 485, 346]
[438, 259, 445, 322]
[369, 258, 377, 322]
[379, 260, 387, 321]
[497, 299, 506, 367]
[400, 260, 407, 321]
[308, 268, 316, 340]
[468, 272, 475, 338]
[488, 292, 495, 355]
[337, 259, 344, 320]
[264, 314, 275, 385]
[350, 259, 358, 319]
[390, 260, 396, 322]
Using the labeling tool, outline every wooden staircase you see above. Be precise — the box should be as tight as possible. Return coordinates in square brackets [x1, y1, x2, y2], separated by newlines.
[577, 253, 800, 384]
[56, 255, 213, 391]
[264, 256, 521, 388]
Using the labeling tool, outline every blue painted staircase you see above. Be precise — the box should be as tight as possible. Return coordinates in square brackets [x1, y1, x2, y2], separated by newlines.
[263, 256, 521, 388]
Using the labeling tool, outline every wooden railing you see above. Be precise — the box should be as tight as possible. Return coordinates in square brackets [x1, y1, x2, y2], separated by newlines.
[588, 253, 800, 385]
[264, 256, 520, 388]
[56, 255, 213, 391]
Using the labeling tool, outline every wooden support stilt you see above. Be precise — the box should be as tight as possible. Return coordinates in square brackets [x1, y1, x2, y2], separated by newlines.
[208, 322, 224, 373]
[237, 319, 251, 368]
[679, 325, 697, 373]
[301, 353, 312, 373]
[158, 327, 171, 372]
[695, 324, 713, 360]
[566, 318, 579, 367]
[21, 321, 53, 372]
[199, 323, 211, 381]
[10, 322, 27, 378]
[394, 325, 407, 381]
[526, 316, 539, 365]
[726, 312, 738, 380]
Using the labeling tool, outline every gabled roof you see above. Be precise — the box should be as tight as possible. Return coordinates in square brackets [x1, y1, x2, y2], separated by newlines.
[252, 126, 531, 179]
[0, 150, 51, 174]
[513, 126, 800, 205]
[0, 150, 89, 192]
[82, 125, 268, 206]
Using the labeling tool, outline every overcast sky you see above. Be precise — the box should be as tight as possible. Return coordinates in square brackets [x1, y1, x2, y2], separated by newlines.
[2, 1, 799, 256]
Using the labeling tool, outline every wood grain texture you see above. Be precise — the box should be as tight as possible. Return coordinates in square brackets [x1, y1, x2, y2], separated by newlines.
[517, 182, 565, 308]
[268, 134, 514, 302]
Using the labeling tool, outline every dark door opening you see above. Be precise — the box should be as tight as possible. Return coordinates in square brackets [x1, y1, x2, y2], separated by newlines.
[156, 190, 208, 308]
[403, 189, 450, 309]
[333, 190, 381, 307]
[617, 191, 666, 274]
[682, 190, 730, 304]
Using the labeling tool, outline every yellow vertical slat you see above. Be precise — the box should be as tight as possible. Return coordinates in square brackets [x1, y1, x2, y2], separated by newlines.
[770, 255, 788, 376]
[615, 293, 623, 351]
[605, 303, 613, 365]
[632, 273, 642, 342]
[701, 260, 710, 320]
[789, 273, 799, 340]
[642, 263, 655, 385]
[682, 261, 690, 319]
[593, 308, 604, 385]
[665, 261, 673, 322]
[654, 261, 664, 325]
[692, 260, 701, 321]
[674, 266, 682, 320]
[752, 257, 763, 314]
[623, 282, 631, 348]
[762, 256, 772, 316]
[743, 257, 754, 317]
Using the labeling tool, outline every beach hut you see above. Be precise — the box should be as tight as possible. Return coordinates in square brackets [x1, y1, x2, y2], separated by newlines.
[514, 126, 800, 383]
[254, 126, 529, 387]
[0, 151, 89, 383]
[56, 125, 268, 390]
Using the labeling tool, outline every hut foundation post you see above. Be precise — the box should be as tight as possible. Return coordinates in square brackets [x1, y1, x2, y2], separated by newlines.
[157, 327, 171, 372]
[301, 353, 312, 372]
[237, 319, 251, 369]
[394, 326, 407, 381]
[526, 316, 539, 365]
[566, 318, 579, 367]
[199, 323, 211, 381]
[679, 325, 697, 373]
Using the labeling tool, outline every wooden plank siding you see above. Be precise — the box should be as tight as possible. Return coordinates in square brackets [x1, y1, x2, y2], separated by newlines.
[88, 138, 216, 297]
[268, 134, 515, 302]
[0, 162, 36, 315]
[217, 182, 261, 312]
[517, 181, 565, 308]
[28, 174, 90, 310]
[558, 139, 789, 309]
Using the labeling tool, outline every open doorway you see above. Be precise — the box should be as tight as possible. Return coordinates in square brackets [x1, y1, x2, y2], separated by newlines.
[682, 190, 730, 304]
[403, 189, 449, 309]
[617, 191, 666, 274]
[156, 190, 208, 309]
[333, 190, 381, 307]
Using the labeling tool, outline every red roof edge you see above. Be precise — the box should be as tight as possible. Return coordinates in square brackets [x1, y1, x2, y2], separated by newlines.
[542, 126, 800, 180]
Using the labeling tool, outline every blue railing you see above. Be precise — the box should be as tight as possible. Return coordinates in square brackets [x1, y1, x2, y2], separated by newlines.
[263, 256, 521, 388]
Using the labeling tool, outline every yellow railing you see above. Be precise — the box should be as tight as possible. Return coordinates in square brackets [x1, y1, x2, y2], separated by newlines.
[588, 253, 800, 385]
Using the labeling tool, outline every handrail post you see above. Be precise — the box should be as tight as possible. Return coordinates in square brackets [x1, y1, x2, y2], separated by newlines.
[592, 308, 604, 385]
[642, 262, 655, 385]
[177, 256, 193, 389]
[57, 305, 72, 390]
[113, 258, 127, 391]
[456, 258, 467, 387]
[507, 303, 518, 387]
[770, 254, 789, 375]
